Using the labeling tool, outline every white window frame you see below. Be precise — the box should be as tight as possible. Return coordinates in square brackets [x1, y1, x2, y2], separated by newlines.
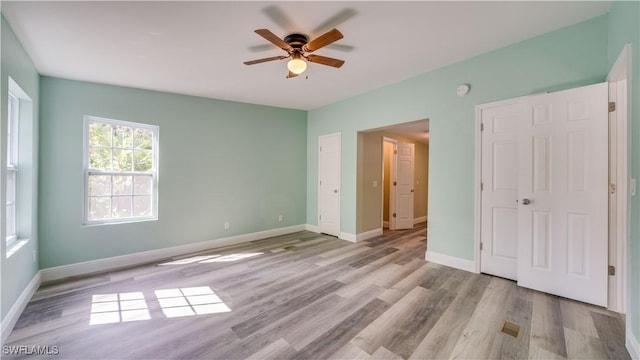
[83, 116, 159, 225]
[6, 92, 19, 246]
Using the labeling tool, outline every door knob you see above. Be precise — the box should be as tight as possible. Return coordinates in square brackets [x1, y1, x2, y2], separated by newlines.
[521, 198, 531, 205]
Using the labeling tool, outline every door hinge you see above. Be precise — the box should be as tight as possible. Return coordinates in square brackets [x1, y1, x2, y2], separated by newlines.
[480, 123, 484, 131]
[393, 213, 396, 218]
[608, 265, 616, 276]
[394, 150, 398, 155]
[481, 182, 484, 191]
[319, 214, 322, 220]
[609, 102, 616, 113]
[610, 183, 616, 194]
[480, 242, 483, 251]
[393, 181, 397, 186]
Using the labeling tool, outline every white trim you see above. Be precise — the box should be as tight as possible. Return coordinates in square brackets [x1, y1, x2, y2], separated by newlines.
[413, 216, 427, 225]
[473, 105, 484, 273]
[425, 250, 477, 273]
[1, 271, 41, 346]
[356, 228, 383, 242]
[382, 137, 398, 230]
[305, 224, 320, 233]
[607, 43, 631, 314]
[41, 225, 305, 282]
[627, 323, 640, 360]
[339, 232, 356, 243]
[607, 44, 632, 82]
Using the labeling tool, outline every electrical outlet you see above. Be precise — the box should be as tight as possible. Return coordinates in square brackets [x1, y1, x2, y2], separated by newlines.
[278, 215, 283, 222]
[224, 221, 230, 230]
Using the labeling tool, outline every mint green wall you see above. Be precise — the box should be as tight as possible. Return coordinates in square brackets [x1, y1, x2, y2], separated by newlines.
[307, 16, 608, 260]
[0, 16, 39, 320]
[608, 0, 640, 347]
[39, 77, 307, 268]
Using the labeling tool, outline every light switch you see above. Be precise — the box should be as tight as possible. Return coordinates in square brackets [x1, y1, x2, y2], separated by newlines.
[631, 178, 637, 196]
[373, 180, 378, 188]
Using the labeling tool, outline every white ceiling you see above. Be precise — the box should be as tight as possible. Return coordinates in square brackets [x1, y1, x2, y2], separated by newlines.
[2, 1, 611, 111]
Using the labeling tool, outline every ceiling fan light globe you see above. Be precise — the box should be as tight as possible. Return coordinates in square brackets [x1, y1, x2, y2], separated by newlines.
[287, 58, 307, 75]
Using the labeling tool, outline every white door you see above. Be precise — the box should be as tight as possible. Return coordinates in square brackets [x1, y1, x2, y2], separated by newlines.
[480, 102, 521, 280]
[318, 133, 341, 237]
[517, 83, 608, 306]
[394, 142, 415, 229]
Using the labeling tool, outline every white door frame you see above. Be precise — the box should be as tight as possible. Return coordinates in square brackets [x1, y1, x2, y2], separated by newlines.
[606, 43, 630, 314]
[382, 136, 398, 229]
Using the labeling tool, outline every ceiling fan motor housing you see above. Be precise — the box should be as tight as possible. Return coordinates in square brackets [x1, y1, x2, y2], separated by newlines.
[283, 33, 309, 50]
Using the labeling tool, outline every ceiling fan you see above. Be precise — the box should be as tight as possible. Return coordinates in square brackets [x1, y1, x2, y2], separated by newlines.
[244, 28, 345, 78]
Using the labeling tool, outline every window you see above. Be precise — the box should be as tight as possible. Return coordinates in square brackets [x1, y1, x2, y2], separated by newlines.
[6, 92, 18, 246]
[84, 116, 158, 224]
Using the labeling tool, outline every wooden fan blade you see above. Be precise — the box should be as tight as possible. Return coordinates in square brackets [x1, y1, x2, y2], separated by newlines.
[311, 8, 356, 34]
[244, 55, 288, 65]
[287, 71, 299, 79]
[302, 28, 343, 53]
[263, 6, 297, 33]
[306, 54, 345, 68]
[254, 29, 293, 52]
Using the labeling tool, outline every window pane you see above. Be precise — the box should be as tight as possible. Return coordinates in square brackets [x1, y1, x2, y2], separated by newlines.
[89, 175, 111, 196]
[113, 176, 133, 195]
[133, 176, 152, 195]
[134, 128, 153, 150]
[113, 126, 132, 149]
[85, 117, 158, 224]
[112, 196, 132, 218]
[113, 150, 133, 171]
[89, 197, 111, 220]
[6, 203, 15, 236]
[89, 122, 112, 147]
[90, 148, 112, 171]
[133, 150, 153, 171]
[6, 171, 15, 203]
[133, 196, 152, 217]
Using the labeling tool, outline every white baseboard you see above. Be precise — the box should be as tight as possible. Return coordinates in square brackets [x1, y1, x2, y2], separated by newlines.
[356, 228, 383, 242]
[627, 323, 640, 360]
[305, 224, 319, 233]
[41, 225, 306, 282]
[339, 232, 357, 243]
[1, 271, 42, 346]
[425, 250, 477, 273]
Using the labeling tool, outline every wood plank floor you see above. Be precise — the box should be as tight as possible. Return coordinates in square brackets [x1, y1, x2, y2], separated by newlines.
[5, 224, 630, 359]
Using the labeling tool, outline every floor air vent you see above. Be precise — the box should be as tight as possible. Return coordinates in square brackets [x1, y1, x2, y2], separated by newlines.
[500, 321, 522, 338]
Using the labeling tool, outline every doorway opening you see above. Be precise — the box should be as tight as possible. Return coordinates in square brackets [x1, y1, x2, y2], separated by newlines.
[356, 119, 429, 239]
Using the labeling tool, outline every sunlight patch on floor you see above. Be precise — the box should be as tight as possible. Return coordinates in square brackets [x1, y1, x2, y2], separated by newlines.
[155, 286, 231, 318]
[159, 253, 262, 265]
[89, 292, 151, 325]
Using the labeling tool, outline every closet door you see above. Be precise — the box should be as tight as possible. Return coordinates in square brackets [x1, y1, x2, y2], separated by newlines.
[517, 82, 608, 306]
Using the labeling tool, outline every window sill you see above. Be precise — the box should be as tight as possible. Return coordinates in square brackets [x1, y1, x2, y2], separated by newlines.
[6, 238, 29, 258]
[83, 216, 158, 227]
